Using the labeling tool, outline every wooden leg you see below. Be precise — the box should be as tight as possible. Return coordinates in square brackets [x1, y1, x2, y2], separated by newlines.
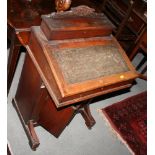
[74, 100, 96, 129]
[141, 65, 147, 75]
[101, 0, 108, 10]
[12, 99, 40, 150]
[115, 1, 134, 39]
[79, 104, 96, 129]
[7, 39, 21, 94]
[27, 120, 40, 150]
[129, 45, 139, 60]
[136, 56, 146, 71]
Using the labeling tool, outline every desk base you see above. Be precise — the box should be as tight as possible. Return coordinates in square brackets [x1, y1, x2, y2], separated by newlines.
[13, 53, 96, 150]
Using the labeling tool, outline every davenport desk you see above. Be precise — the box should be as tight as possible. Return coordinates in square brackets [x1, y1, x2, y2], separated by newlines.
[12, 5, 138, 150]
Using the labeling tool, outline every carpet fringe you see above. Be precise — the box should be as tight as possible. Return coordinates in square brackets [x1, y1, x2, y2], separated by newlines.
[97, 109, 135, 155]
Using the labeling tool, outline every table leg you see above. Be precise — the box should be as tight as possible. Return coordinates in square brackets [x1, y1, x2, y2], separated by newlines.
[74, 100, 96, 129]
[27, 120, 40, 150]
[79, 104, 96, 129]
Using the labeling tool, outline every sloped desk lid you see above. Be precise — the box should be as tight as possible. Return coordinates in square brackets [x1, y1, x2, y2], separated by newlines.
[27, 27, 138, 108]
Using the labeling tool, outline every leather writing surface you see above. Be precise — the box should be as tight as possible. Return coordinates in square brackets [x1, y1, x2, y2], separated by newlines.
[28, 26, 138, 107]
[51, 44, 129, 84]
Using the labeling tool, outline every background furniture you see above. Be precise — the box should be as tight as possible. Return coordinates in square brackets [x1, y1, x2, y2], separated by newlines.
[96, 0, 147, 54]
[129, 28, 147, 80]
[102, 0, 135, 40]
[7, 0, 53, 93]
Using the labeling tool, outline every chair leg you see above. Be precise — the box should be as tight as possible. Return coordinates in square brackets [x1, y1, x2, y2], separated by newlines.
[141, 65, 147, 75]
[129, 45, 139, 60]
[73, 100, 96, 129]
[79, 104, 96, 129]
[136, 56, 146, 71]
[115, 0, 135, 39]
[101, 0, 108, 10]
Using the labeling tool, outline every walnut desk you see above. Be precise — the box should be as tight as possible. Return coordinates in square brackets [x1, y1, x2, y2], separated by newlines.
[12, 8, 138, 150]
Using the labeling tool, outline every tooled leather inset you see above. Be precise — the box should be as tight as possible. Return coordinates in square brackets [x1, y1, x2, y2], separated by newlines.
[50, 44, 129, 84]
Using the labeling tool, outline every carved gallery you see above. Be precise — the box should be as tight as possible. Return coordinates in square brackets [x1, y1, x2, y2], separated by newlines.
[7, 0, 147, 155]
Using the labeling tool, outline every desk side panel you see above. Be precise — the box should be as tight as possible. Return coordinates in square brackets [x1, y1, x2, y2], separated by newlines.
[15, 53, 42, 123]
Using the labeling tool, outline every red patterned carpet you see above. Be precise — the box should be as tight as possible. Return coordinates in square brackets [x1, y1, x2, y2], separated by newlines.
[101, 92, 147, 155]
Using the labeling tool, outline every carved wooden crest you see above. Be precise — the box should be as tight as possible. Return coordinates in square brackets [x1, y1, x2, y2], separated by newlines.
[55, 0, 72, 12]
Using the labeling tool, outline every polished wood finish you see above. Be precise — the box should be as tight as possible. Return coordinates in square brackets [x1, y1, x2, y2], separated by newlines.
[40, 14, 114, 40]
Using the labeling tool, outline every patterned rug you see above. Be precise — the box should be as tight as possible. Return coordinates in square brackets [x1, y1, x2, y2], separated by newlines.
[100, 92, 147, 155]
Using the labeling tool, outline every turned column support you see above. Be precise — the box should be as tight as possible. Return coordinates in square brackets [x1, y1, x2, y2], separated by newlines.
[73, 99, 96, 129]
[12, 99, 40, 150]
